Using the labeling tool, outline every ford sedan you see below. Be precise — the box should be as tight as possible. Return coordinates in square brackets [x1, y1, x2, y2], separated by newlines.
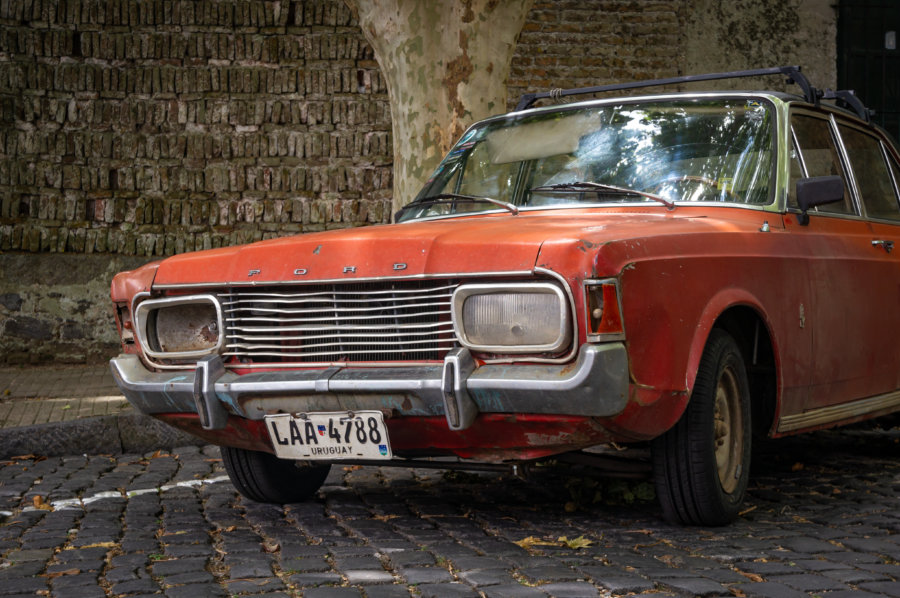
[110, 67, 900, 525]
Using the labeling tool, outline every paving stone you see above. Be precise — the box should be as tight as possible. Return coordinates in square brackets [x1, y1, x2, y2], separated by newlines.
[344, 569, 394, 584]
[450, 556, 506, 570]
[334, 555, 385, 570]
[657, 576, 729, 596]
[415, 583, 482, 597]
[152, 557, 208, 576]
[301, 588, 364, 598]
[482, 583, 549, 597]
[589, 573, 655, 594]
[225, 555, 273, 578]
[857, 581, 900, 597]
[387, 550, 436, 567]
[764, 573, 849, 592]
[776, 536, 843, 554]
[225, 577, 285, 594]
[398, 566, 453, 584]
[163, 582, 227, 598]
[160, 571, 216, 586]
[518, 563, 581, 583]
[287, 572, 343, 587]
[736, 582, 808, 598]
[456, 568, 516, 587]
[109, 577, 161, 595]
[0, 578, 48, 595]
[51, 585, 107, 598]
[540, 581, 603, 597]
[361, 586, 415, 598]
[790, 558, 852, 572]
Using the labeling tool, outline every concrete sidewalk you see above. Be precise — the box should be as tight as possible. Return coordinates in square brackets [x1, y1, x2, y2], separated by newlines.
[0, 364, 200, 458]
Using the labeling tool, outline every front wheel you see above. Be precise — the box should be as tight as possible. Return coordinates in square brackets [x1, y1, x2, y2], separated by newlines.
[221, 446, 331, 504]
[651, 329, 752, 526]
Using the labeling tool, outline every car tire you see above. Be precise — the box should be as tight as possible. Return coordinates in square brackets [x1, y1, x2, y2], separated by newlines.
[651, 328, 752, 526]
[221, 446, 331, 504]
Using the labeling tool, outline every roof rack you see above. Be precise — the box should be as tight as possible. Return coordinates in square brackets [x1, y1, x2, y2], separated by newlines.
[515, 66, 817, 111]
[515, 66, 875, 123]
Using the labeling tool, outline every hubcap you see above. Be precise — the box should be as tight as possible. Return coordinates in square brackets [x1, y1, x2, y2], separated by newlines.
[713, 366, 743, 494]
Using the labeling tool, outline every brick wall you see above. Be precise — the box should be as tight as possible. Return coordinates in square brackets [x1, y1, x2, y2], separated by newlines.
[508, 0, 684, 110]
[0, 0, 393, 260]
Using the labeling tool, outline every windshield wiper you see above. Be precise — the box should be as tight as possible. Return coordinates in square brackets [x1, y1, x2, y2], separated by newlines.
[396, 193, 519, 220]
[530, 181, 675, 210]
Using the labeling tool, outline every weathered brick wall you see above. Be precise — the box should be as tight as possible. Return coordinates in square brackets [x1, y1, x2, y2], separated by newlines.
[0, 0, 392, 363]
[507, 0, 684, 110]
[0, 0, 392, 260]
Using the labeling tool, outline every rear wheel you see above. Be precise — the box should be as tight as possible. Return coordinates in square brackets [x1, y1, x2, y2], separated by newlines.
[221, 446, 331, 504]
[652, 329, 751, 525]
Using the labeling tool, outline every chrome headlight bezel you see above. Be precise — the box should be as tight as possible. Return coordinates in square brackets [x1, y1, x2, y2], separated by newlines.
[133, 294, 224, 361]
[451, 282, 572, 354]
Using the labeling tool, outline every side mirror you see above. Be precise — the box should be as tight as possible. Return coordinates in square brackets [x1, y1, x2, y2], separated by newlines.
[796, 175, 845, 225]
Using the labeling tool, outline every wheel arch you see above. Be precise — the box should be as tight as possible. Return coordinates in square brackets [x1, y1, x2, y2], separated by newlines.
[684, 294, 780, 439]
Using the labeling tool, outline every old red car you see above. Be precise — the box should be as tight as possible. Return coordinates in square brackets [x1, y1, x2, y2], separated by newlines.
[110, 67, 900, 525]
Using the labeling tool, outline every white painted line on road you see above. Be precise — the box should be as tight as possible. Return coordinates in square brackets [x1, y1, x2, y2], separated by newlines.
[17, 475, 231, 513]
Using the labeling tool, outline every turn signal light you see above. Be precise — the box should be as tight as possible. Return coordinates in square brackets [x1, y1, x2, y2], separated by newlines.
[585, 281, 624, 340]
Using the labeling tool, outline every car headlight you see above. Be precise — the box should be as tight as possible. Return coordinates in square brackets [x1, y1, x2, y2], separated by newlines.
[134, 294, 223, 360]
[452, 283, 571, 353]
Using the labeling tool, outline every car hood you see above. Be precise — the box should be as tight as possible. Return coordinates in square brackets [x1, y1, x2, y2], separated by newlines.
[150, 210, 728, 287]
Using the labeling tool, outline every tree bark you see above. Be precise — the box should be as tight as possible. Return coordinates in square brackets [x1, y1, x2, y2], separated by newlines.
[349, 0, 533, 216]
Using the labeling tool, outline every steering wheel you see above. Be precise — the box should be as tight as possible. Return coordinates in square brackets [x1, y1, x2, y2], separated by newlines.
[647, 175, 742, 202]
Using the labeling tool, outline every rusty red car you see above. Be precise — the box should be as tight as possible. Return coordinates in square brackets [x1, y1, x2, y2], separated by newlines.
[110, 67, 900, 525]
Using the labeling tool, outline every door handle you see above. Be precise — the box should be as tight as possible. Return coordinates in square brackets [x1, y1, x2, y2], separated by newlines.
[872, 239, 894, 253]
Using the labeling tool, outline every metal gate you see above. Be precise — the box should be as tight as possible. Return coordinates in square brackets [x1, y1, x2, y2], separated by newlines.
[839, 0, 900, 142]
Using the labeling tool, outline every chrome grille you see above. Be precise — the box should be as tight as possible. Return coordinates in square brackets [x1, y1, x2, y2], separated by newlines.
[221, 280, 459, 363]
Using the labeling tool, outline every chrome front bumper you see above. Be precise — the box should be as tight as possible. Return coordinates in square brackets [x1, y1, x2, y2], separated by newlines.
[110, 344, 630, 432]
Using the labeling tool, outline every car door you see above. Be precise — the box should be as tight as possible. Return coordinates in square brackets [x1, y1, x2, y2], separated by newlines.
[786, 111, 898, 415]
[837, 120, 900, 394]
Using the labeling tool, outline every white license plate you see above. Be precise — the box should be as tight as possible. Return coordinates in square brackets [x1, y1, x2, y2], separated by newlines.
[265, 411, 392, 460]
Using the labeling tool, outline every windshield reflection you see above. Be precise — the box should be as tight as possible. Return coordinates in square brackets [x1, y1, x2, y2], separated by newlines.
[398, 99, 774, 221]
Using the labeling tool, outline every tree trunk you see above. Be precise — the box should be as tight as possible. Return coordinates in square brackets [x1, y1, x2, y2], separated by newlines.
[349, 0, 533, 216]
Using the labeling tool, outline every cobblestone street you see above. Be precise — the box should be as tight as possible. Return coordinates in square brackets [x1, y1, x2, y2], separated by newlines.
[0, 427, 898, 598]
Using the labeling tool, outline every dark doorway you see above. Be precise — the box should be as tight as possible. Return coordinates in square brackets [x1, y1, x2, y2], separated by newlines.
[838, 0, 900, 141]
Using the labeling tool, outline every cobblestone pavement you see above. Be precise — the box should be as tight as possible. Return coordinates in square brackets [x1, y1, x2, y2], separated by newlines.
[0, 427, 897, 598]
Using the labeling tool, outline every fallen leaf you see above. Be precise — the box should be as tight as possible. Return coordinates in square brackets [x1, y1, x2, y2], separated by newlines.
[373, 514, 399, 522]
[32, 496, 53, 511]
[791, 462, 804, 472]
[72, 542, 117, 549]
[514, 536, 559, 549]
[558, 535, 593, 549]
[737, 570, 764, 583]
[262, 539, 280, 553]
[44, 568, 80, 579]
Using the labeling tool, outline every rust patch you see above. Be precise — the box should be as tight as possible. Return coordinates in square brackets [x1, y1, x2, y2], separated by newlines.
[198, 325, 217, 344]
[576, 239, 599, 253]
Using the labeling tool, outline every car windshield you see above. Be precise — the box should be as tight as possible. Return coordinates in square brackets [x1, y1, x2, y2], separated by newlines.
[398, 98, 775, 221]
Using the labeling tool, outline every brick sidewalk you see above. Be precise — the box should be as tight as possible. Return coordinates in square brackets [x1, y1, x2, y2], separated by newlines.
[0, 364, 131, 429]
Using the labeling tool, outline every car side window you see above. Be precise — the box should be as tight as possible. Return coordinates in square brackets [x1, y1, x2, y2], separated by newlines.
[838, 124, 900, 221]
[790, 113, 855, 215]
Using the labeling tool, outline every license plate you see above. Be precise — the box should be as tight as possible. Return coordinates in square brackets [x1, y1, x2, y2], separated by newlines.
[265, 411, 392, 461]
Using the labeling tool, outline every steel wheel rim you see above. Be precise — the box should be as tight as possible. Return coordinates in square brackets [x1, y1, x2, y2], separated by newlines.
[713, 366, 743, 494]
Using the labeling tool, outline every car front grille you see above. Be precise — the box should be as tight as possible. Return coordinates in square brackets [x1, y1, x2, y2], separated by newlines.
[220, 280, 459, 364]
